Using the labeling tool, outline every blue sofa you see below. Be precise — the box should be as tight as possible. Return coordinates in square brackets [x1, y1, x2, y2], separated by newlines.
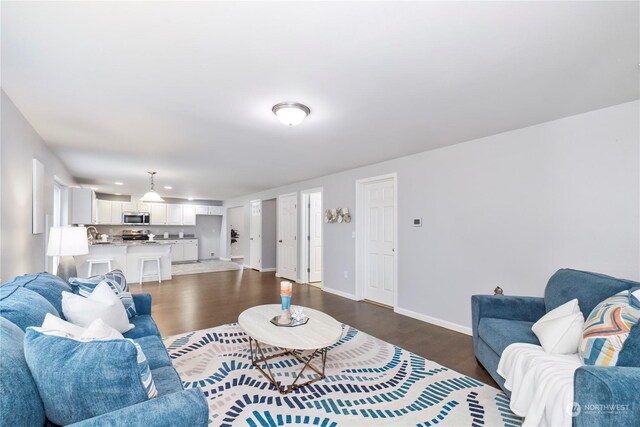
[472, 269, 640, 427]
[0, 272, 208, 426]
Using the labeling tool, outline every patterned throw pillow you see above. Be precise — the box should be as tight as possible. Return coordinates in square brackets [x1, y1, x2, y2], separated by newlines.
[131, 340, 158, 399]
[579, 290, 640, 366]
[69, 275, 136, 319]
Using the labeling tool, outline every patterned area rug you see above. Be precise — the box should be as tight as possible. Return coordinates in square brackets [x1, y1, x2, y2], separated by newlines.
[171, 260, 244, 276]
[163, 323, 521, 427]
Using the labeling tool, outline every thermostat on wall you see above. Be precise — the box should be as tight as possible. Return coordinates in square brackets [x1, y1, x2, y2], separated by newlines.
[413, 218, 422, 227]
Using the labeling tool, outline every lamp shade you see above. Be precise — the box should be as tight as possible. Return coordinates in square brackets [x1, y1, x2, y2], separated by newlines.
[140, 190, 164, 203]
[47, 227, 89, 256]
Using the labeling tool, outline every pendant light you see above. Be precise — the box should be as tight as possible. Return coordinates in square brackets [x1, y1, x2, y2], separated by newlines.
[272, 102, 310, 126]
[140, 172, 165, 203]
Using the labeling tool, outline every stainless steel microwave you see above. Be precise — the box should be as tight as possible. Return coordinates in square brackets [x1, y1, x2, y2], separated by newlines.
[123, 212, 150, 225]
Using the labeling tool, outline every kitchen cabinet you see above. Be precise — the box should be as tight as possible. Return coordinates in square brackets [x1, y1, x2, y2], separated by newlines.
[137, 203, 151, 213]
[96, 200, 112, 225]
[208, 206, 223, 216]
[167, 239, 198, 262]
[71, 188, 96, 225]
[182, 205, 196, 226]
[167, 204, 183, 225]
[195, 206, 209, 216]
[150, 204, 167, 225]
[122, 202, 136, 212]
[110, 202, 123, 225]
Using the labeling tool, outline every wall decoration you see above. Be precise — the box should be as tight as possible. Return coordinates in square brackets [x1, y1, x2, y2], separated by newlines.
[324, 208, 351, 224]
[32, 158, 45, 234]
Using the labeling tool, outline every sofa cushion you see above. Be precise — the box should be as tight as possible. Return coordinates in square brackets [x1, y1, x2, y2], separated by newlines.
[545, 269, 638, 319]
[478, 318, 539, 355]
[24, 328, 152, 425]
[124, 315, 160, 339]
[151, 365, 184, 396]
[134, 335, 173, 370]
[579, 291, 640, 366]
[0, 318, 46, 427]
[0, 286, 59, 331]
[2, 272, 71, 318]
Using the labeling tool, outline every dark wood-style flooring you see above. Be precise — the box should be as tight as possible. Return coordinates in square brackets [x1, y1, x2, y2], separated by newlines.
[131, 269, 496, 387]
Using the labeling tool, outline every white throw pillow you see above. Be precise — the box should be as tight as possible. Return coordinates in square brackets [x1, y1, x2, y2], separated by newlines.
[532, 299, 584, 354]
[61, 283, 134, 333]
[80, 318, 124, 341]
[41, 313, 86, 337]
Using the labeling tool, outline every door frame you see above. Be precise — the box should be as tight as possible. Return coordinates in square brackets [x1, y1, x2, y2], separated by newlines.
[355, 173, 398, 307]
[276, 192, 298, 281]
[249, 199, 262, 271]
[300, 187, 323, 287]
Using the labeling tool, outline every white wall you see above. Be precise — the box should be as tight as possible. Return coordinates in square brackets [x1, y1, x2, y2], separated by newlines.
[224, 101, 640, 332]
[1, 90, 76, 282]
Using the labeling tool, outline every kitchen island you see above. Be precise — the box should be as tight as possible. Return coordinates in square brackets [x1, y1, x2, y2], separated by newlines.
[74, 241, 172, 283]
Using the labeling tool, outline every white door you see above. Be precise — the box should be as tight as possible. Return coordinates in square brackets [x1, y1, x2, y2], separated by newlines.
[250, 200, 262, 270]
[277, 193, 298, 281]
[363, 178, 395, 306]
[309, 192, 323, 283]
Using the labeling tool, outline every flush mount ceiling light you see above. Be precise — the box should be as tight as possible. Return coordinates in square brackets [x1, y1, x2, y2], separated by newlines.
[272, 102, 310, 127]
[140, 172, 165, 203]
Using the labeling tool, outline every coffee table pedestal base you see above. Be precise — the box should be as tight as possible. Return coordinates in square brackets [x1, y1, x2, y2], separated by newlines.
[248, 337, 328, 395]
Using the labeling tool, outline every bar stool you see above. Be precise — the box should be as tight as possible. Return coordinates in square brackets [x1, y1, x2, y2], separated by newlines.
[139, 257, 162, 285]
[87, 259, 113, 277]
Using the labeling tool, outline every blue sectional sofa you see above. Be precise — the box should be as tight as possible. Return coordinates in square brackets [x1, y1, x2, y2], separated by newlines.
[472, 269, 640, 427]
[0, 272, 208, 426]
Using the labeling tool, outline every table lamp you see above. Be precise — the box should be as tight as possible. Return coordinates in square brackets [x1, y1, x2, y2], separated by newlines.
[47, 226, 88, 281]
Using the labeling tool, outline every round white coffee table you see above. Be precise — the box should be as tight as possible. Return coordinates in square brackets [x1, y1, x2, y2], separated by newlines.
[238, 304, 342, 394]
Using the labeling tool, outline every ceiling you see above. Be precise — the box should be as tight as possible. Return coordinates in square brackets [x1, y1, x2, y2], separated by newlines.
[2, 1, 639, 200]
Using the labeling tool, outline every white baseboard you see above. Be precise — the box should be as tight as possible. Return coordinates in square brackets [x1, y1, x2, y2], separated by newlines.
[322, 287, 358, 301]
[230, 256, 244, 260]
[260, 268, 276, 272]
[219, 257, 231, 261]
[394, 307, 472, 336]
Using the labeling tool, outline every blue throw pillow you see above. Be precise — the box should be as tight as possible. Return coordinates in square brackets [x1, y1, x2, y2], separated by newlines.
[0, 318, 46, 426]
[69, 269, 128, 296]
[0, 286, 59, 331]
[69, 277, 137, 319]
[24, 328, 153, 425]
[2, 272, 71, 318]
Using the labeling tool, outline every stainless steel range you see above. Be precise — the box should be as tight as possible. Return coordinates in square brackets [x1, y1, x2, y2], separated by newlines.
[121, 229, 150, 241]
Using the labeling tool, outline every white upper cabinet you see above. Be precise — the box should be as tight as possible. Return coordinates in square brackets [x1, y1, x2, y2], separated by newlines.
[150, 204, 167, 225]
[182, 205, 196, 226]
[208, 206, 223, 216]
[96, 199, 112, 225]
[122, 202, 136, 212]
[71, 188, 96, 225]
[110, 202, 123, 225]
[195, 206, 209, 216]
[167, 204, 183, 225]
[137, 202, 151, 213]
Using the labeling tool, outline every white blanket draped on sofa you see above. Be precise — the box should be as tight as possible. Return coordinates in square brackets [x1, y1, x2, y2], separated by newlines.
[497, 343, 583, 427]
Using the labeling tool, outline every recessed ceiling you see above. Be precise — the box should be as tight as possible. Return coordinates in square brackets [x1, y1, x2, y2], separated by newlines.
[2, 1, 638, 199]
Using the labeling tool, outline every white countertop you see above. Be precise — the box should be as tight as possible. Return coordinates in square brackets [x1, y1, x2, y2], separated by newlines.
[89, 241, 172, 247]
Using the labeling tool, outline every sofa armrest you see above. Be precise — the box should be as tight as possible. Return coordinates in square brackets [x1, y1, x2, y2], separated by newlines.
[573, 366, 640, 427]
[471, 295, 545, 342]
[68, 388, 208, 427]
[132, 294, 152, 315]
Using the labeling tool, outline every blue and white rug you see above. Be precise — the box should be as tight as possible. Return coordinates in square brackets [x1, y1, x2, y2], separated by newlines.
[163, 323, 521, 427]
